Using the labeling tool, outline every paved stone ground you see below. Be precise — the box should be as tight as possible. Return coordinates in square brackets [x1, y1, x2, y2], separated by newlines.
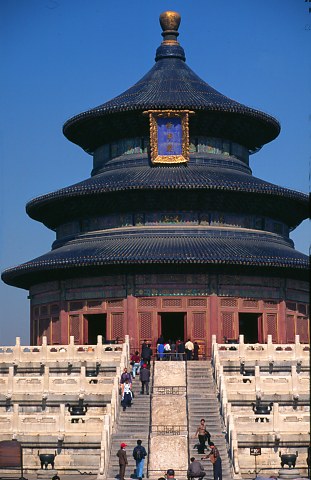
[1, 474, 97, 480]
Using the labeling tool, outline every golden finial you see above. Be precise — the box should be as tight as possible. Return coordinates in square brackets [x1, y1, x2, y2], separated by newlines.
[159, 11, 181, 44]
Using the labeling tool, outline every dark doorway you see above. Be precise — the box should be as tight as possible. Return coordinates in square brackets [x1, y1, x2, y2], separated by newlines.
[84, 314, 107, 344]
[160, 312, 185, 342]
[239, 313, 262, 343]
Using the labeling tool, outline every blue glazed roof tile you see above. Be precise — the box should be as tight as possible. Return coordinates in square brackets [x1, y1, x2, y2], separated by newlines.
[63, 19, 280, 152]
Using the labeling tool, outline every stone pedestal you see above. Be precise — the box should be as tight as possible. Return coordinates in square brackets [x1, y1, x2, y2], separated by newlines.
[37, 469, 59, 480]
[278, 467, 301, 479]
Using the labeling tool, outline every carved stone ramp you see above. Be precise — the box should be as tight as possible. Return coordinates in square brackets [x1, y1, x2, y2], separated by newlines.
[148, 361, 188, 479]
[187, 361, 235, 479]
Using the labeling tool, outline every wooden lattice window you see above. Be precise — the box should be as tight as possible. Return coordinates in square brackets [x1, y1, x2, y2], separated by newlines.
[242, 299, 258, 308]
[40, 305, 48, 316]
[220, 298, 237, 307]
[138, 298, 157, 308]
[87, 300, 102, 309]
[286, 302, 296, 312]
[69, 315, 80, 344]
[286, 315, 295, 343]
[33, 319, 39, 344]
[51, 317, 61, 344]
[264, 300, 277, 309]
[296, 317, 309, 343]
[266, 313, 277, 342]
[39, 318, 51, 343]
[111, 313, 124, 341]
[162, 298, 182, 308]
[139, 312, 152, 339]
[70, 301, 84, 312]
[188, 298, 207, 307]
[107, 299, 124, 308]
[192, 312, 205, 338]
[297, 304, 307, 315]
[33, 307, 39, 319]
[51, 304, 59, 315]
[221, 312, 234, 339]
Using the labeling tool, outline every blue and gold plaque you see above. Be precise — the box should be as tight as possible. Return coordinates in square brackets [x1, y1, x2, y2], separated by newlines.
[144, 110, 193, 164]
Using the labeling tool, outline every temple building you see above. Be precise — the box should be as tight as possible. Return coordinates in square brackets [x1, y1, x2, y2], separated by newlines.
[2, 11, 309, 355]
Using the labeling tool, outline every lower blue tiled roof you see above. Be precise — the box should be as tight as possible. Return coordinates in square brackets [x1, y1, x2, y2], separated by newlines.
[2, 227, 308, 289]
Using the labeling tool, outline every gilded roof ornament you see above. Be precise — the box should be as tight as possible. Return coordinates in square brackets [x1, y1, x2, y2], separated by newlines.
[159, 10, 181, 45]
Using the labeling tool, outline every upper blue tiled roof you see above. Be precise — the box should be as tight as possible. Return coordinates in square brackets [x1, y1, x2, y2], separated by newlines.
[63, 14, 280, 153]
[2, 227, 308, 289]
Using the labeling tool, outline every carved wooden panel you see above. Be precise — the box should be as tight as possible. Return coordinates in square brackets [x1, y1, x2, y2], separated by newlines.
[138, 298, 157, 308]
[266, 313, 277, 342]
[286, 315, 295, 343]
[87, 300, 102, 309]
[221, 312, 234, 339]
[51, 316, 61, 344]
[162, 298, 182, 308]
[220, 298, 237, 307]
[139, 312, 152, 340]
[111, 313, 124, 341]
[69, 315, 80, 344]
[188, 298, 207, 307]
[242, 299, 258, 308]
[192, 312, 205, 338]
[264, 300, 277, 310]
[107, 299, 124, 308]
[296, 316, 309, 343]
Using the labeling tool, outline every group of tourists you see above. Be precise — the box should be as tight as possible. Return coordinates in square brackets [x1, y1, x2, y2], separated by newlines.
[156, 336, 200, 361]
[116, 419, 222, 480]
[117, 440, 147, 480]
[192, 418, 222, 480]
[119, 363, 151, 410]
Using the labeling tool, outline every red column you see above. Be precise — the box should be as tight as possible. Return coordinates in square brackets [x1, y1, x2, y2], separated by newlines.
[126, 295, 138, 348]
[278, 300, 287, 343]
[209, 294, 219, 355]
[59, 301, 69, 345]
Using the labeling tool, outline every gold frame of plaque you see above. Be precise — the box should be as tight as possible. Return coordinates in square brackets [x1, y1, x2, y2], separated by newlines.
[144, 110, 194, 164]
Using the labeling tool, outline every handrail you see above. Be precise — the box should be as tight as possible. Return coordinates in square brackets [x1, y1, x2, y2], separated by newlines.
[185, 357, 191, 468]
[146, 359, 155, 479]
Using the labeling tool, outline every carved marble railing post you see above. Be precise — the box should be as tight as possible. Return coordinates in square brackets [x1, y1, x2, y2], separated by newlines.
[8, 365, 14, 398]
[80, 365, 86, 395]
[96, 335, 103, 359]
[255, 365, 261, 401]
[43, 365, 49, 395]
[68, 336, 75, 361]
[97, 416, 110, 478]
[59, 403, 65, 439]
[273, 402, 281, 442]
[267, 334, 274, 358]
[14, 337, 21, 363]
[294, 334, 302, 359]
[41, 336, 47, 361]
[239, 334, 245, 358]
[228, 413, 239, 475]
[13, 403, 18, 434]
[291, 365, 299, 402]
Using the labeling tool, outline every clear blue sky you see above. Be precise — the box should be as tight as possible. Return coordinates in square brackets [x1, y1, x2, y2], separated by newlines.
[1, 0, 310, 345]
